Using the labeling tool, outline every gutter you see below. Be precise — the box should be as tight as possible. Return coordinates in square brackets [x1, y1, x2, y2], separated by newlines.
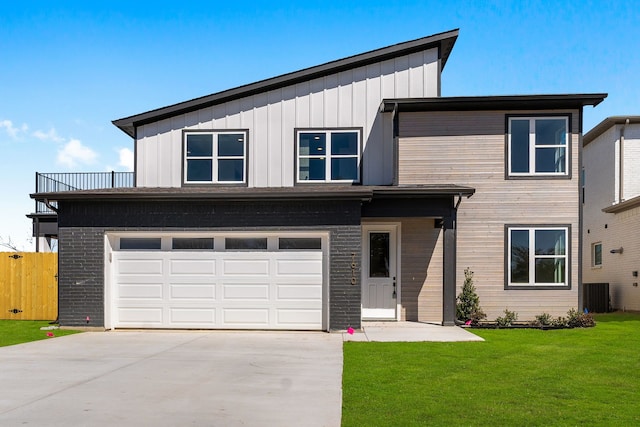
[603, 194, 640, 214]
[31, 189, 376, 203]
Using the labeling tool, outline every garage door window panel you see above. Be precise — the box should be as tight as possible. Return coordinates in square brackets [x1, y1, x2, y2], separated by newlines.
[225, 238, 268, 250]
[120, 238, 162, 250]
[172, 238, 215, 250]
[279, 238, 322, 250]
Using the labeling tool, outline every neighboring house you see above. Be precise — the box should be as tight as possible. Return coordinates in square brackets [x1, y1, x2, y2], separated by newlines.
[582, 117, 640, 312]
[30, 29, 606, 331]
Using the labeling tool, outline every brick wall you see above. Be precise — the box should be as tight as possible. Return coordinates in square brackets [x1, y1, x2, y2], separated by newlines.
[58, 227, 105, 327]
[57, 199, 362, 330]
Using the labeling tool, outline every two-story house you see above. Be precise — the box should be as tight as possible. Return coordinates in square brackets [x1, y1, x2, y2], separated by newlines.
[583, 117, 640, 312]
[31, 29, 605, 330]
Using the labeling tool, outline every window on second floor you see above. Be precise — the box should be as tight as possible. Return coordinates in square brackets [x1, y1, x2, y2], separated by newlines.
[184, 131, 247, 184]
[296, 129, 361, 183]
[508, 116, 569, 177]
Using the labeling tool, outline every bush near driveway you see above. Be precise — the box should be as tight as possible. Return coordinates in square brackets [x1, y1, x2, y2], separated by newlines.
[0, 320, 80, 347]
[342, 312, 640, 426]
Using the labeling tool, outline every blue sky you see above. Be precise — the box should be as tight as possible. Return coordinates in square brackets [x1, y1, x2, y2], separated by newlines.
[1, 0, 638, 250]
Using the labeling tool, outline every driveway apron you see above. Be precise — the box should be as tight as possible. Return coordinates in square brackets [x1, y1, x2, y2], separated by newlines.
[0, 331, 343, 426]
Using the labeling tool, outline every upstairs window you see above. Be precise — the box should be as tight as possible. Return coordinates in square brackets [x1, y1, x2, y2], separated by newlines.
[296, 130, 360, 183]
[507, 226, 569, 288]
[184, 131, 247, 184]
[508, 117, 569, 177]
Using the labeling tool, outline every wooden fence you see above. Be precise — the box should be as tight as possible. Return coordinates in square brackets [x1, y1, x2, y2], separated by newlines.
[0, 252, 58, 320]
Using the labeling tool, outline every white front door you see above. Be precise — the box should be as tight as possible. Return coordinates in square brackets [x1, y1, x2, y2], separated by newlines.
[362, 225, 398, 320]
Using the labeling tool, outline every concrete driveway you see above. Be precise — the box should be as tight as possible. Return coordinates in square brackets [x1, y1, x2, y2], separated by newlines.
[0, 331, 343, 426]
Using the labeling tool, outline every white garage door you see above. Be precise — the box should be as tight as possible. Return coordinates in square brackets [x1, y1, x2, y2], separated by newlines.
[110, 238, 324, 330]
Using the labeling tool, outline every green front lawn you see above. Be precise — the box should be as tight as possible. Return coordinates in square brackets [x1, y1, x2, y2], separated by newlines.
[342, 312, 640, 426]
[0, 320, 81, 347]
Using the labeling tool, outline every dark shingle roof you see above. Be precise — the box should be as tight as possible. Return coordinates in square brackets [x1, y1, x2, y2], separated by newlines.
[31, 184, 475, 202]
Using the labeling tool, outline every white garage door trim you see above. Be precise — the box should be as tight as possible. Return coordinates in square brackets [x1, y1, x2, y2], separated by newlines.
[105, 233, 327, 331]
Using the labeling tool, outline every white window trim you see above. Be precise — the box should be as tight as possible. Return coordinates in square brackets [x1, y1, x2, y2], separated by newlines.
[508, 116, 569, 177]
[296, 129, 361, 183]
[183, 130, 247, 184]
[592, 242, 603, 268]
[507, 226, 569, 287]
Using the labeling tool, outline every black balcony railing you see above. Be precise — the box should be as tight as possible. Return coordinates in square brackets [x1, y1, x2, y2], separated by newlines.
[34, 171, 135, 213]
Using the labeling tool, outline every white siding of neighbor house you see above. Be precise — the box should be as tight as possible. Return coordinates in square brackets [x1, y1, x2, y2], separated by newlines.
[622, 125, 640, 201]
[135, 48, 440, 188]
[583, 123, 640, 311]
[397, 110, 581, 321]
[583, 203, 640, 311]
[582, 126, 616, 291]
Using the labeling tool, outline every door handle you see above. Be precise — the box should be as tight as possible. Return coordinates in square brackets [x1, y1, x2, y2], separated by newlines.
[392, 276, 397, 298]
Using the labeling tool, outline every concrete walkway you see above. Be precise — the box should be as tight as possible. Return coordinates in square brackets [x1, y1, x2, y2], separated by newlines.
[343, 321, 484, 342]
[0, 331, 343, 427]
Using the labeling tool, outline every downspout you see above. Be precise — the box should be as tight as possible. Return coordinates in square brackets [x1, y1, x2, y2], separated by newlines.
[35, 217, 40, 252]
[444, 192, 473, 326]
[454, 191, 473, 210]
[391, 103, 399, 185]
[44, 199, 59, 213]
[44, 197, 60, 325]
[619, 118, 629, 203]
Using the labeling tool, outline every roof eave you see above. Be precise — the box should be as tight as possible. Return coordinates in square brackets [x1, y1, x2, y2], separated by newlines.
[381, 93, 608, 113]
[584, 116, 640, 146]
[30, 184, 475, 203]
[602, 195, 640, 214]
[372, 186, 475, 198]
[30, 190, 375, 203]
[112, 29, 459, 138]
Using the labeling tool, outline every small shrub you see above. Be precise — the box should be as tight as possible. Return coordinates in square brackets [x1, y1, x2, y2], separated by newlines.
[567, 308, 596, 328]
[533, 313, 569, 328]
[496, 309, 518, 327]
[534, 313, 553, 326]
[456, 268, 486, 324]
[552, 316, 569, 327]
